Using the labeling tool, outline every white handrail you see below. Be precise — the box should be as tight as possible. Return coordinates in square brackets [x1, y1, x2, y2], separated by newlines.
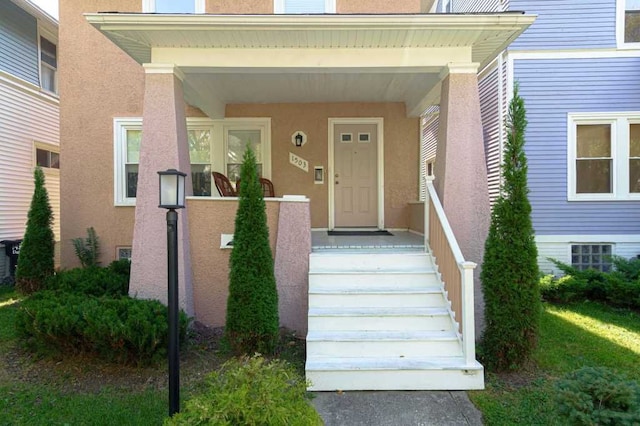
[424, 175, 477, 366]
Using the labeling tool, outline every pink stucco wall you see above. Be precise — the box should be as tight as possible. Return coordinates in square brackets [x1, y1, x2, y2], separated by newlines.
[434, 70, 490, 335]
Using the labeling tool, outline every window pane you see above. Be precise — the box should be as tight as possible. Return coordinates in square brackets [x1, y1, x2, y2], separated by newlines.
[40, 37, 57, 68]
[126, 130, 141, 163]
[284, 0, 325, 13]
[41, 65, 55, 92]
[189, 129, 211, 163]
[576, 159, 611, 193]
[630, 159, 640, 193]
[126, 164, 138, 198]
[50, 152, 60, 169]
[191, 164, 211, 196]
[630, 124, 640, 156]
[227, 129, 262, 183]
[36, 149, 49, 167]
[155, 0, 195, 13]
[626, 1, 640, 42]
[576, 124, 611, 158]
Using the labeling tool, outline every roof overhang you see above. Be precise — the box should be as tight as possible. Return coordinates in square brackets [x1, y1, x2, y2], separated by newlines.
[86, 13, 535, 117]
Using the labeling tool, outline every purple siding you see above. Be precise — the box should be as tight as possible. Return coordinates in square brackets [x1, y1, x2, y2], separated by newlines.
[515, 57, 640, 235]
[509, 0, 616, 50]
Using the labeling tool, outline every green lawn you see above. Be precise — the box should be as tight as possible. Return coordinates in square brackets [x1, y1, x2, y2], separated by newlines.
[470, 301, 640, 425]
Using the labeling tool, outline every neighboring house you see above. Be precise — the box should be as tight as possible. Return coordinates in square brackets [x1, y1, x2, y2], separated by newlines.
[0, 0, 59, 278]
[59, 0, 534, 390]
[428, 0, 640, 275]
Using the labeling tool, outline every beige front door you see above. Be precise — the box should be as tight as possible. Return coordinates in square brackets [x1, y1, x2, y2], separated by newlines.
[334, 123, 378, 227]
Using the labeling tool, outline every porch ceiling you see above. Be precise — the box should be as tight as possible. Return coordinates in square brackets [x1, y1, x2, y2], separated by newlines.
[86, 13, 535, 117]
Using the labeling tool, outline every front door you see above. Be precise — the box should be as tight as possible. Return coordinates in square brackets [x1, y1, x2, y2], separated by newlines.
[334, 123, 378, 227]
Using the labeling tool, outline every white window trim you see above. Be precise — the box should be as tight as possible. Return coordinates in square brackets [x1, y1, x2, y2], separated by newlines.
[274, 0, 336, 14]
[567, 112, 640, 201]
[114, 117, 271, 206]
[617, 0, 640, 49]
[37, 26, 58, 95]
[142, 0, 205, 13]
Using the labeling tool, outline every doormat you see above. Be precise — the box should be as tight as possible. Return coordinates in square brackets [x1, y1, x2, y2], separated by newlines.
[327, 230, 393, 236]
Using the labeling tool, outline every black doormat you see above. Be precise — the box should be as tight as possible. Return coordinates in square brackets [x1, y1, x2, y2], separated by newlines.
[327, 230, 393, 236]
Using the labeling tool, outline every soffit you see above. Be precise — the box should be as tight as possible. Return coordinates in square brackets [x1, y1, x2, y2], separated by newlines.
[86, 13, 535, 117]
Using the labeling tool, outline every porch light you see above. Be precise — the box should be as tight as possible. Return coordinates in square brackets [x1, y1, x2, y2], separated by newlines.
[295, 132, 303, 147]
[158, 169, 186, 209]
[157, 168, 186, 417]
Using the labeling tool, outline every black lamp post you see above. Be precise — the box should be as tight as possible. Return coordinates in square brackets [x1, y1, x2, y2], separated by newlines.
[158, 168, 186, 417]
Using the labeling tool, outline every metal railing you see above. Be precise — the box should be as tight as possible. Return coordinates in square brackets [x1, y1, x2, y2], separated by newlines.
[423, 175, 477, 366]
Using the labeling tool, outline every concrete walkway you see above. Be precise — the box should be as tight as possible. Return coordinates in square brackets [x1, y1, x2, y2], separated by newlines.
[312, 391, 483, 426]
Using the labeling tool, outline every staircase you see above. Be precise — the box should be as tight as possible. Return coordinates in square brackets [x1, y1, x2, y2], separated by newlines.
[305, 250, 484, 391]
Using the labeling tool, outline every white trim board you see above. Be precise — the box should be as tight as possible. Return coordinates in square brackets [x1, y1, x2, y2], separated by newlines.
[327, 118, 384, 230]
[508, 49, 640, 60]
[535, 235, 640, 244]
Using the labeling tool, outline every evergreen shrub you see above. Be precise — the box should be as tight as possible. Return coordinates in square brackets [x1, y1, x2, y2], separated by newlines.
[71, 227, 101, 268]
[480, 84, 541, 371]
[165, 356, 322, 426]
[540, 258, 640, 310]
[15, 291, 188, 365]
[224, 146, 279, 355]
[15, 167, 55, 294]
[555, 367, 640, 425]
[44, 265, 129, 298]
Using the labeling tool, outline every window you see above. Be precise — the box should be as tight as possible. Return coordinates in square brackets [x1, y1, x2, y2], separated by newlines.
[35, 146, 59, 169]
[274, 0, 336, 14]
[571, 244, 613, 272]
[114, 118, 271, 205]
[116, 247, 132, 261]
[40, 36, 57, 93]
[441, 0, 453, 13]
[624, 0, 640, 43]
[142, 0, 205, 13]
[568, 113, 640, 200]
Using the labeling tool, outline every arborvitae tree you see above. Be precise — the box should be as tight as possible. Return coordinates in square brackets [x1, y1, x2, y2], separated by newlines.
[479, 84, 541, 371]
[15, 167, 55, 294]
[224, 146, 279, 355]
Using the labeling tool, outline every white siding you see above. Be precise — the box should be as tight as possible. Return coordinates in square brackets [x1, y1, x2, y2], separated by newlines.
[537, 237, 640, 276]
[453, 0, 506, 13]
[419, 106, 439, 200]
[0, 73, 59, 243]
[479, 60, 503, 205]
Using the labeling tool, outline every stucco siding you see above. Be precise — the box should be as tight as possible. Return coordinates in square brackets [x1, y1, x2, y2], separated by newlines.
[509, 0, 616, 50]
[515, 57, 640, 236]
[0, 75, 59, 243]
[0, 1, 39, 86]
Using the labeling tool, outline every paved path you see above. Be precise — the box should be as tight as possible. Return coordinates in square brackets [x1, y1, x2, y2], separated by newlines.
[312, 391, 483, 426]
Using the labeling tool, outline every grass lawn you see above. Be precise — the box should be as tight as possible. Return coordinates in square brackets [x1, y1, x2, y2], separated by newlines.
[0, 286, 306, 425]
[470, 301, 640, 425]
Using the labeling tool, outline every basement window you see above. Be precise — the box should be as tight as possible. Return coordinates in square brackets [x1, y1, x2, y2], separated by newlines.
[570, 244, 613, 272]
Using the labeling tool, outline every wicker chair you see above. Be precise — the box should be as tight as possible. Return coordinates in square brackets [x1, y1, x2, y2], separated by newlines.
[212, 172, 237, 196]
[235, 177, 275, 197]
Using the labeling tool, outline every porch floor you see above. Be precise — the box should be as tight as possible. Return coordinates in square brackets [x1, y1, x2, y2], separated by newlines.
[311, 230, 424, 251]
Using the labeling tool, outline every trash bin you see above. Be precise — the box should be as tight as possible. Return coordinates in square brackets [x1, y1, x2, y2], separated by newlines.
[1, 239, 23, 278]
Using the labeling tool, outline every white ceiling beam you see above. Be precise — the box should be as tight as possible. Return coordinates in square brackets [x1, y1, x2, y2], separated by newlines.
[183, 83, 225, 119]
[152, 47, 473, 72]
[407, 81, 442, 117]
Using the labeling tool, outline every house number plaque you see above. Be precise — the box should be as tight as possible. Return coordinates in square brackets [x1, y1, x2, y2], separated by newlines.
[289, 152, 309, 172]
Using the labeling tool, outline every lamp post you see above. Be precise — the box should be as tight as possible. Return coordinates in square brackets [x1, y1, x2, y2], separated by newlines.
[158, 168, 186, 417]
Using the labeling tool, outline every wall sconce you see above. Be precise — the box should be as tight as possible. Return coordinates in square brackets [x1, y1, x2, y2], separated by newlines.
[291, 131, 307, 147]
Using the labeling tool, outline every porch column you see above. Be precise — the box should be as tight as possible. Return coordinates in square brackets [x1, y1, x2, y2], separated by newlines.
[129, 64, 195, 317]
[433, 63, 490, 334]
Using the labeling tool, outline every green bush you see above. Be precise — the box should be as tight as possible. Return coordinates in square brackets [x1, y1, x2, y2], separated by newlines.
[555, 367, 640, 425]
[166, 356, 322, 426]
[541, 259, 640, 310]
[224, 146, 279, 355]
[480, 84, 541, 371]
[44, 265, 129, 298]
[15, 167, 55, 294]
[15, 291, 188, 366]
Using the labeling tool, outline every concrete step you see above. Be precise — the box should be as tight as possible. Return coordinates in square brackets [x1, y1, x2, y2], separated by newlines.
[310, 252, 432, 271]
[308, 287, 446, 308]
[309, 271, 440, 289]
[307, 307, 453, 331]
[306, 357, 484, 391]
[306, 330, 462, 358]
